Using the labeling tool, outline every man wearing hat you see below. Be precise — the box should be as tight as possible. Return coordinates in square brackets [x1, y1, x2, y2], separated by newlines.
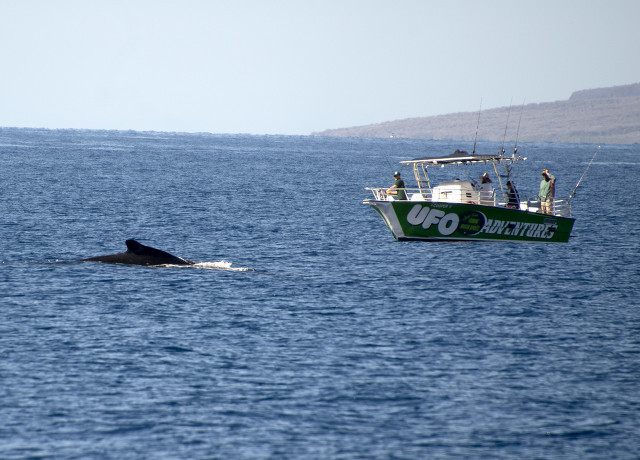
[539, 169, 556, 214]
[478, 173, 494, 205]
[386, 171, 408, 200]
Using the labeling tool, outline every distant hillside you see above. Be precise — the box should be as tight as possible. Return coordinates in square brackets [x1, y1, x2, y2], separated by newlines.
[314, 82, 640, 144]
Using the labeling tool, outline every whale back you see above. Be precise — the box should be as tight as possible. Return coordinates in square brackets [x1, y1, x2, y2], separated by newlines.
[81, 240, 194, 266]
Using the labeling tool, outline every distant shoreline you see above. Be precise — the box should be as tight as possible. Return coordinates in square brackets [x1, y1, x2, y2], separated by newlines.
[314, 83, 640, 145]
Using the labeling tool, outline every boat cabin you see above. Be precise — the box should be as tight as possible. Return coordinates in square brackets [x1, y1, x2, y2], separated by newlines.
[431, 180, 479, 204]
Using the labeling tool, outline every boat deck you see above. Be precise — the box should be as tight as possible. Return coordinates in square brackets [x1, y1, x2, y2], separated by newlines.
[365, 186, 572, 218]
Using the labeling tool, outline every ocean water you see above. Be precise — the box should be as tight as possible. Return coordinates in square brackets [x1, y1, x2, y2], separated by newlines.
[1, 127, 639, 459]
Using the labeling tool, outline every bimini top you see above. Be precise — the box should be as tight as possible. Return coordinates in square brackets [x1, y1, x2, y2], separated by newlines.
[400, 149, 519, 166]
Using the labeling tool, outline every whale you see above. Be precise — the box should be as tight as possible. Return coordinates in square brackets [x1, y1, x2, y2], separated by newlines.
[80, 239, 195, 266]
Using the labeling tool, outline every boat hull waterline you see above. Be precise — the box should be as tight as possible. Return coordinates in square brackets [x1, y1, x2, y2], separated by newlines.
[366, 200, 575, 243]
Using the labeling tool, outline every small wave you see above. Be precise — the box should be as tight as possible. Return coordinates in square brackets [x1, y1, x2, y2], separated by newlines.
[191, 261, 254, 271]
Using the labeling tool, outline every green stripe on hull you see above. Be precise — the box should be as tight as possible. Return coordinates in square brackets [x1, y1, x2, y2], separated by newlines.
[367, 201, 575, 243]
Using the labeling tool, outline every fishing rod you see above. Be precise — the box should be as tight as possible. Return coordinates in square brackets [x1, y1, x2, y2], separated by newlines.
[495, 99, 514, 197]
[472, 99, 482, 154]
[500, 98, 513, 156]
[384, 155, 396, 175]
[497, 99, 526, 193]
[512, 99, 525, 155]
[512, 98, 525, 156]
[570, 146, 599, 199]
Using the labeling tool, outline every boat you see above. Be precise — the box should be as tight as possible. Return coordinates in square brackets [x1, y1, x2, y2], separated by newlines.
[364, 149, 575, 242]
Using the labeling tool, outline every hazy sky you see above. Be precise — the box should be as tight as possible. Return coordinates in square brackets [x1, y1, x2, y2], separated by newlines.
[2, 0, 639, 135]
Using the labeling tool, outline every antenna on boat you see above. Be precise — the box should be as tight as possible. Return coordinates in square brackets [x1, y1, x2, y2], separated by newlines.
[570, 146, 599, 199]
[472, 99, 482, 154]
[512, 98, 525, 156]
[500, 99, 513, 157]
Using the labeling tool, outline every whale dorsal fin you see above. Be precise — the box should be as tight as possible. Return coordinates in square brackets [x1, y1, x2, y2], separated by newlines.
[125, 239, 145, 254]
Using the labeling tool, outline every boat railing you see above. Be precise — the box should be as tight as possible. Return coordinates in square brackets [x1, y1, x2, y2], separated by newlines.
[365, 187, 493, 205]
[519, 198, 571, 217]
[365, 188, 572, 217]
[365, 187, 432, 202]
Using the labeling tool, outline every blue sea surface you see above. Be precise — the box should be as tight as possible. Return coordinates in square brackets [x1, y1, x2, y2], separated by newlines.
[1, 128, 639, 459]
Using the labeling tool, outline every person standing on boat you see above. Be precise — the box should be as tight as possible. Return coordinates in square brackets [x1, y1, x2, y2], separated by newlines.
[478, 173, 494, 205]
[478, 173, 493, 190]
[539, 169, 556, 214]
[386, 171, 408, 200]
[506, 180, 520, 208]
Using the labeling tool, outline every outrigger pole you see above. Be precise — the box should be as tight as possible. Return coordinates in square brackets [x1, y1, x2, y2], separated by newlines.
[472, 99, 482, 154]
[570, 147, 599, 199]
